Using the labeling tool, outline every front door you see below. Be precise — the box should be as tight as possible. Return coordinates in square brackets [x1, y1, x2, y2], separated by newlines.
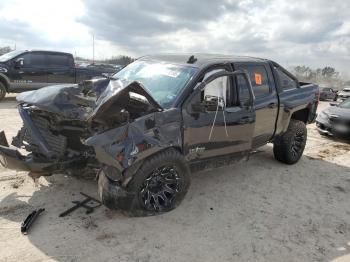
[10, 51, 48, 91]
[182, 67, 256, 161]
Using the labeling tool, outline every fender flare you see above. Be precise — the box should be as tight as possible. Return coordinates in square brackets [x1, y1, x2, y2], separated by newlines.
[280, 103, 311, 133]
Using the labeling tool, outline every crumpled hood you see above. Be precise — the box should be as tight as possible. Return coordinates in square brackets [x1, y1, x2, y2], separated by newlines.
[89, 79, 163, 122]
[17, 83, 95, 119]
[16, 78, 163, 121]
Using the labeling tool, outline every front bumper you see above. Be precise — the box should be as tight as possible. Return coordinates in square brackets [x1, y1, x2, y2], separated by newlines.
[0, 131, 53, 173]
[315, 119, 350, 139]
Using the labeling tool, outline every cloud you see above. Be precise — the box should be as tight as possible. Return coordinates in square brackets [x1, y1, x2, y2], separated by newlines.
[78, 0, 350, 67]
[78, 0, 239, 49]
[0, 0, 349, 75]
[0, 0, 89, 50]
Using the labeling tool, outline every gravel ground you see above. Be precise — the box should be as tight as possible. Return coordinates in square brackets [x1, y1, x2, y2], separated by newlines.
[0, 95, 349, 262]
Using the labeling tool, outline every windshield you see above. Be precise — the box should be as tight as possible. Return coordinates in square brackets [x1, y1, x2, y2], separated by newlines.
[113, 60, 197, 108]
[339, 98, 350, 109]
[0, 50, 24, 62]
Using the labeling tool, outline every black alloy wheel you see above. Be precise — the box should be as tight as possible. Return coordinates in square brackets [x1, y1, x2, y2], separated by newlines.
[140, 165, 181, 212]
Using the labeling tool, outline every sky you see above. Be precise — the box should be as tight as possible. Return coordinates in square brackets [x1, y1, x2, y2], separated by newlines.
[0, 0, 349, 77]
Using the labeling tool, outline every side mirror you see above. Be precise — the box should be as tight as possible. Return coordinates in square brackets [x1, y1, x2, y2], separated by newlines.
[203, 95, 225, 111]
[191, 96, 225, 113]
[329, 102, 339, 107]
[15, 58, 24, 68]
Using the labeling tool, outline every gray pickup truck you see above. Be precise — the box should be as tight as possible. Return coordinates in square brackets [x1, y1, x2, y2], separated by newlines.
[0, 54, 319, 216]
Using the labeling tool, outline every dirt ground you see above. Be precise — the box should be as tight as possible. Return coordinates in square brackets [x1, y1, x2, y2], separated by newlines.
[0, 95, 349, 262]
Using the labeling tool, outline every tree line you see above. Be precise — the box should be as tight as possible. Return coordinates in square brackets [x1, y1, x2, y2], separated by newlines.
[291, 65, 348, 89]
[76, 55, 134, 66]
[0, 46, 12, 55]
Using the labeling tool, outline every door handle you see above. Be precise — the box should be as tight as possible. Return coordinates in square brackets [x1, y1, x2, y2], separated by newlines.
[238, 116, 253, 124]
[268, 103, 277, 109]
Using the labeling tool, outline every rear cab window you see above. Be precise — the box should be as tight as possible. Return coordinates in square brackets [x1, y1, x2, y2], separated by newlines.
[274, 66, 298, 91]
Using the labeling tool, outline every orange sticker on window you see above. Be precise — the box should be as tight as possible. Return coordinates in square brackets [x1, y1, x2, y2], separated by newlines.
[255, 73, 262, 85]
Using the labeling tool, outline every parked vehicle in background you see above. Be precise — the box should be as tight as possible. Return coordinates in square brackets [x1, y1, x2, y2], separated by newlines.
[0, 50, 117, 101]
[86, 63, 119, 76]
[316, 98, 350, 139]
[0, 54, 319, 215]
[319, 87, 338, 101]
[337, 87, 350, 101]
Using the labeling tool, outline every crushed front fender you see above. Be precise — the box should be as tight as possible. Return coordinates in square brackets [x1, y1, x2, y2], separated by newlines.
[85, 108, 183, 183]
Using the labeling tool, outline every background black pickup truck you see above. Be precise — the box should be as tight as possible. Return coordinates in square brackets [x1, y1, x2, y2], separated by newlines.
[0, 50, 116, 101]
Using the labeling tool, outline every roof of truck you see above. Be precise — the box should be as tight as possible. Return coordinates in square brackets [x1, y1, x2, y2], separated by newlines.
[140, 53, 270, 68]
[20, 50, 73, 56]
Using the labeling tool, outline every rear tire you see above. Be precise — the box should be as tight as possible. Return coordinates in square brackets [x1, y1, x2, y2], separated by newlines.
[273, 120, 307, 165]
[0, 82, 6, 101]
[100, 148, 191, 216]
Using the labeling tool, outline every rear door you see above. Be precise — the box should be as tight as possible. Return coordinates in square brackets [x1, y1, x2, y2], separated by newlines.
[46, 53, 75, 84]
[234, 62, 278, 148]
[182, 66, 255, 160]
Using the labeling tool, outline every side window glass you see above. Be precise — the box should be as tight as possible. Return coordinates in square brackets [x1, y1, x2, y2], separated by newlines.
[47, 54, 71, 67]
[69, 56, 74, 67]
[18, 53, 32, 67]
[30, 53, 46, 67]
[236, 75, 250, 105]
[275, 67, 297, 91]
[238, 65, 270, 98]
[202, 70, 228, 107]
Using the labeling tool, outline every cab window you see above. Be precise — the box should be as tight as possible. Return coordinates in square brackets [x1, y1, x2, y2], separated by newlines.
[202, 69, 230, 107]
[47, 54, 73, 68]
[237, 74, 251, 105]
[275, 66, 298, 91]
[18, 52, 46, 67]
[236, 65, 270, 99]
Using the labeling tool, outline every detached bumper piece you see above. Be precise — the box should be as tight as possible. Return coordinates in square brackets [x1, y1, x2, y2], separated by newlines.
[21, 208, 45, 235]
[0, 131, 52, 173]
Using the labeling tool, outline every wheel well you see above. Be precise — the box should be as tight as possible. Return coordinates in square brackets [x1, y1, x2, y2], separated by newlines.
[291, 108, 309, 123]
[0, 77, 8, 92]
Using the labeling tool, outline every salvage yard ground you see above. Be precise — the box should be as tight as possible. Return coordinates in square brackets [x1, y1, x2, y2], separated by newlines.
[0, 95, 349, 262]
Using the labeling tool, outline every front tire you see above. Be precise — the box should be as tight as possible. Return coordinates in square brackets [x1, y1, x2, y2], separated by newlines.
[273, 120, 307, 165]
[100, 148, 191, 216]
[0, 82, 6, 101]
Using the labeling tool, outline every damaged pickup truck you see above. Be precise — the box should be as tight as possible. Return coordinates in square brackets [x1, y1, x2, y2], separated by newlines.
[0, 54, 319, 216]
